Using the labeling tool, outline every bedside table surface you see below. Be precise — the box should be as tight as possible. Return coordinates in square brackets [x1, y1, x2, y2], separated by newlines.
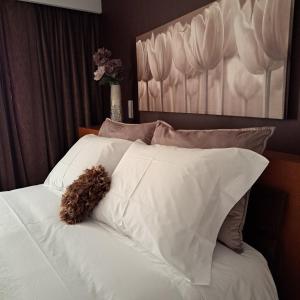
[78, 126, 99, 138]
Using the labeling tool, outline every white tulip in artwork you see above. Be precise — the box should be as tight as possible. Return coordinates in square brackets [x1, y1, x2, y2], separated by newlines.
[234, 5, 273, 74]
[147, 33, 172, 112]
[169, 22, 198, 113]
[218, 0, 240, 115]
[220, 0, 239, 59]
[165, 61, 183, 112]
[136, 40, 152, 81]
[188, 2, 224, 114]
[253, 0, 292, 62]
[190, 3, 224, 70]
[234, 0, 283, 118]
[138, 81, 148, 111]
[187, 76, 200, 114]
[169, 23, 196, 75]
[136, 40, 152, 110]
[227, 57, 262, 116]
[148, 79, 161, 111]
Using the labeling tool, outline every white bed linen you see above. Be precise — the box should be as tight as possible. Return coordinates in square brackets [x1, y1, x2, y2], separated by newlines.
[95, 142, 269, 284]
[44, 135, 132, 192]
[0, 185, 278, 300]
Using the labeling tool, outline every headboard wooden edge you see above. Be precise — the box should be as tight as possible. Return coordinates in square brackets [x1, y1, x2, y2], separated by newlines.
[255, 150, 300, 300]
[78, 127, 99, 138]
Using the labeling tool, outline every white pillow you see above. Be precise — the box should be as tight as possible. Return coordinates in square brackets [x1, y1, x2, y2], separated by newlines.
[44, 134, 132, 191]
[94, 141, 269, 285]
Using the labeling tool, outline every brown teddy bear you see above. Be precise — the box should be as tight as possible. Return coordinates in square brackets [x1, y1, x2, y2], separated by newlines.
[60, 165, 111, 225]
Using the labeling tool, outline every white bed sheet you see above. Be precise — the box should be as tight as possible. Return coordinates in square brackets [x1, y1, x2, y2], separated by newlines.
[0, 185, 278, 300]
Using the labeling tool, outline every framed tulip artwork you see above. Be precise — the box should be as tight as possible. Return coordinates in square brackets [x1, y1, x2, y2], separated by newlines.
[136, 0, 295, 119]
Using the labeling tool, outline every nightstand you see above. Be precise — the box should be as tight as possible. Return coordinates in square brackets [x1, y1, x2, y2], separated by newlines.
[78, 126, 100, 138]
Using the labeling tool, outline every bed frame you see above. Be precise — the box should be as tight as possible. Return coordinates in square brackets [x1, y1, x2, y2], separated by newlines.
[79, 127, 300, 300]
[251, 151, 300, 300]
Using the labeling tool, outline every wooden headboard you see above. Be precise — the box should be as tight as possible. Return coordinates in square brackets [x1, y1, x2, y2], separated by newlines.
[78, 127, 300, 299]
[256, 151, 300, 300]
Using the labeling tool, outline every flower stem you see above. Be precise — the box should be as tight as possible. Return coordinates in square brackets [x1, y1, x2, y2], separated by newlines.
[242, 97, 247, 116]
[205, 70, 208, 114]
[184, 75, 188, 113]
[146, 81, 149, 111]
[263, 70, 272, 118]
[196, 76, 200, 113]
[172, 86, 176, 113]
[221, 59, 226, 115]
[198, 73, 207, 114]
[160, 81, 164, 112]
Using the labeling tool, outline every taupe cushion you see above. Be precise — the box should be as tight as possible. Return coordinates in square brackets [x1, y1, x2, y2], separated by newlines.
[151, 123, 275, 252]
[99, 118, 161, 144]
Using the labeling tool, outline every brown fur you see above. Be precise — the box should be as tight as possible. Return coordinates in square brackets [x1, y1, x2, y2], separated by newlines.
[60, 165, 111, 225]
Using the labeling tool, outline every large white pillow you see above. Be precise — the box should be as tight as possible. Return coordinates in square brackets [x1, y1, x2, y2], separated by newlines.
[94, 141, 269, 285]
[44, 134, 132, 191]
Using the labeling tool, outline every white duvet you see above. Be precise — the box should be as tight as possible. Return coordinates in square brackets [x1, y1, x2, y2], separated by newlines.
[0, 185, 278, 300]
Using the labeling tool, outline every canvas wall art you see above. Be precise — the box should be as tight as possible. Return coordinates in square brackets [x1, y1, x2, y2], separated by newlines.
[136, 0, 294, 119]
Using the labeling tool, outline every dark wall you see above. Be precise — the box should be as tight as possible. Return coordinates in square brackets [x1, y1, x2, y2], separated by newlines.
[102, 0, 300, 154]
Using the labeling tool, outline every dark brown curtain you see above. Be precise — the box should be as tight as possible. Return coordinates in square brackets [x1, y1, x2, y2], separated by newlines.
[0, 0, 104, 191]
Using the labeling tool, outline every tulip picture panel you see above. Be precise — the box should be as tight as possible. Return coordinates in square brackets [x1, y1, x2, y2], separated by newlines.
[136, 0, 295, 119]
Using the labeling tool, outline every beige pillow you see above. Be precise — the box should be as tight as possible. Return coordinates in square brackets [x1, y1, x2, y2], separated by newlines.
[151, 122, 275, 252]
[99, 118, 161, 144]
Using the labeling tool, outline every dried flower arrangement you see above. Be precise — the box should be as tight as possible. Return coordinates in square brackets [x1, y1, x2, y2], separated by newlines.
[93, 48, 124, 86]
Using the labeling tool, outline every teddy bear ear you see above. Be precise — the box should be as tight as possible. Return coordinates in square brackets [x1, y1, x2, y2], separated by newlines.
[59, 164, 111, 225]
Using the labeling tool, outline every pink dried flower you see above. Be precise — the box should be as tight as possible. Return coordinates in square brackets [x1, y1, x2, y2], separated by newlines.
[94, 66, 105, 81]
[93, 48, 112, 66]
[93, 48, 124, 85]
[105, 59, 123, 76]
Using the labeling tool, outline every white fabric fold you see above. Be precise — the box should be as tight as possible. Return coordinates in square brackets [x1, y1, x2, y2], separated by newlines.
[0, 185, 278, 300]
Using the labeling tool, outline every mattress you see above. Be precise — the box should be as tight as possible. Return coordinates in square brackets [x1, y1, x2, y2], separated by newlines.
[0, 185, 278, 300]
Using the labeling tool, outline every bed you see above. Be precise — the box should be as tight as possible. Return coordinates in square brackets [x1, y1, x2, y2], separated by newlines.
[80, 127, 300, 299]
[0, 184, 278, 300]
[1, 124, 299, 300]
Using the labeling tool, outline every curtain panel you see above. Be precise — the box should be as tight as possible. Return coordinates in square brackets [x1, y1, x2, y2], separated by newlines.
[0, 0, 103, 191]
